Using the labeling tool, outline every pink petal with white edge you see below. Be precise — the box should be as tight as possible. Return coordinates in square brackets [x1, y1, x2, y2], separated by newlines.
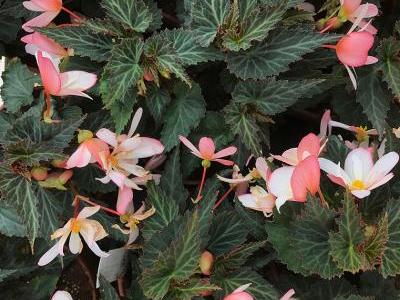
[65, 144, 91, 169]
[77, 205, 100, 219]
[367, 152, 399, 186]
[213, 146, 237, 159]
[224, 292, 254, 300]
[341, 0, 362, 15]
[357, 19, 378, 35]
[58, 71, 97, 96]
[22, 11, 59, 32]
[131, 137, 164, 158]
[85, 138, 110, 168]
[23, 1, 46, 11]
[352, 3, 378, 18]
[30, 0, 62, 11]
[297, 133, 320, 161]
[96, 128, 118, 148]
[291, 156, 320, 201]
[117, 186, 134, 214]
[22, 32, 66, 57]
[109, 171, 126, 188]
[255, 157, 271, 182]
[319, 110, 331, 139]
[36, 51, 61, 95]
[179, 136, 202, 158]
[368, 173, 395, 191]
[327, 174, 348, 187]
[351, 189, 371, 198]
[199, 137, 216, 160]
[214, 158, 235, 166]
[345, 147, 374, 182]
[274, 148, 299, 166]
[365, 56, 378, 65]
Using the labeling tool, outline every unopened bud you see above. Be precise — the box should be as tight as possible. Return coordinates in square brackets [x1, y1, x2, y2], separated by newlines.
[144, 70, 154, 82]
[159, 68, 171, 79]
[31, 167, 48, 181]
[59, 170, 73, 184]
[77, 129, 93, 143]
[51, 159, 67, 168]
[199, 251, 214, 276]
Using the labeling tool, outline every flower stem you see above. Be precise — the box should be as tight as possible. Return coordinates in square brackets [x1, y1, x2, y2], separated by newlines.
[319, 22, 334, 34]
[213, 186, 234, 211]
[61, 6, 82, 21]
[77, 195, 121, 216]
[44, 92, 52, 119]
[318, 187, 329, 208]
[194, 167, 207, 202]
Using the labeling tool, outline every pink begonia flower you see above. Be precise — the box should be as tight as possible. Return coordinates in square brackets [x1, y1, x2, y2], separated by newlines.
[0, 56, 5, 111]
[38, 206, 109, 266]
[273, 133, 322, 166]
[280, 289, 296, 300]
[51, 291, 73, 300]
[21, 32, 69, 60]
[217, 157, 271, 184]
[319, 147, 399, 198]
[224, 283, 254, 300]
[36, 51, 97, 99]
[268, 156, 321, 211]
[179, 136, 237, 166]
[339, 0, 378, 34]
[22, 0, 62, 32]
[112, 202, 155, 245]
[238, 186, 276, 217]
[329, 120, 378, 142]
[66, 130, 110, 169]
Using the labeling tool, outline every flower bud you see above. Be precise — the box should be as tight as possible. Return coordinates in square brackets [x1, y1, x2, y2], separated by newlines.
[199, 250, 214, 276]
[59, 170, 73, 184]
[51, 159, 67, 168]
[143, 70, 154, 82]
[159, 68, 171, 79]
[77, 129, 93, 144]
[199, 278, 213, 296]
[31, 167, 48, 181]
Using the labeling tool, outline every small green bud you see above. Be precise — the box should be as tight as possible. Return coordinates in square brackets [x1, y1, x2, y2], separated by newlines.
[202, 160, 211, 168]
[77, 129, 93, 143]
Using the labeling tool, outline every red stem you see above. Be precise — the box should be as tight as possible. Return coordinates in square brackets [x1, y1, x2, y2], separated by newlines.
[74, 195, 121, 216]
[45, 92, 51, 118]
[319, 22, 334, 34]
[318, 187, 329, 208]
[61, 6, 82, 21]
[194, 167, 207, 202]
[213, 186, 234, 210]
[322, 44, 337, 49]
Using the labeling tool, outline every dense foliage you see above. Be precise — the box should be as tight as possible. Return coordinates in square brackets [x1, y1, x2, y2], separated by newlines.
[0, 0, 400, 299]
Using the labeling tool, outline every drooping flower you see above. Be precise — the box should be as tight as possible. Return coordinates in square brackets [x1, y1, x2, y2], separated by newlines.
[66, 130, 110, 169]
[319, 147, 399, 198]
[238, 186, 276, 217]
[280, 289, 296, 300]
[22, 0, 63, 32]
[273, 133, 323, 166]
[21, 32, 69, 60]
[329, 120, 378, 143]
[338, 0, 378, 34]
[179, 136, 237, 167]
[268, 156, 321, 211]
[38, 206, 109, 266]
[112, 202, 155, 245]
[36, 51, 97, 99]
[224, 283, 254, 300]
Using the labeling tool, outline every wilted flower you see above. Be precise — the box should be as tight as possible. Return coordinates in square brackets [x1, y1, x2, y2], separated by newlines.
[112, 202, 155, 245]
[224, 283, 253, 300]
[319, 147, 399, 198]
[38, 206, 109, 266]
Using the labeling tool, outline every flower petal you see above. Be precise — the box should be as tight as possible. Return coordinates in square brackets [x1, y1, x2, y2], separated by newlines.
[130, 137, 164, 159]
[368, 173, 395, 191]
[80, 229, 109, 258]
[366, 151, 399, 186]
[30, 0, 62, 11]
[344, 147, 373, 182]
[199, 137, 216, 160]
[128, 107, 143, 137]
[319, 157, 350, 185]
[36, 51, 61, 95]
[255, 157, 271, 182]
[297, 133, 320, 161]
[280, 289, 295, 300]
[352, 3, 378, 18]
[179, 136, 202, 158]
[68, 232, 82, 254]
[351, 189, 371, 198]
[291, 156, 320, 201]
[38, 240, 62, 266]
[77, 205, 101, 219]
[21, 32, 67, 57]
[65, 144, 91, 169]
[336, 32, 375, 67]
[268, 166, 294, 201]
[214, 158, 235, 166]
[213, 146, 238, 159]
[22, 11, 59, 32]
[58, 71, 97, 96]
[117, 186, 133, 214]
[51, 291, 73, 300]
[341, 0, 362, 15]
[274, 148, 299, 166]
[96, 128, 118, 148]
[319, 110, 331, 139]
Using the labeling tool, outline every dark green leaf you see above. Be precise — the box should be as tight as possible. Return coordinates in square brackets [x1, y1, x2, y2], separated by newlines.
[377, 37, 400, 98]
[99, 275, 119, 300]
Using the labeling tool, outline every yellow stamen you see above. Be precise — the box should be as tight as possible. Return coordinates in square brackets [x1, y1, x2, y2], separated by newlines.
[71, 219, 81, 233]
[249, 168, 261, 179]
[351, 179, 366, 190]
[355, 126, 368, 143]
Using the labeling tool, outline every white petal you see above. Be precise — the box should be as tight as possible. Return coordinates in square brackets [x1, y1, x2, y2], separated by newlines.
[59, 71, 97, 93]
[96, 128, 118, 148]
[351, 189, 371, 198]
[38, 240, 63, 266]
[275, 196, 288, 213]
[268, 167, 294, 200]
[367, 152, 399, 186]
[368, 173, 394, 191]
[77, 205, 100, 219]
[238, 194, 257, 208]
[81, 227, 109, 258]
[127, 227, 140, 245]
[69, 232, 82, 254]
[128, 108, 143, 137]
[318, 158, 350, 185]
[344, 148, 373, 182]
[51, 291, 73, 300]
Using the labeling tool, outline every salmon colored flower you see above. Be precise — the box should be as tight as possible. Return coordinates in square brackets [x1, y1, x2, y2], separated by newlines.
[66, 130, 110, 169]
[238, 186, 276, 217]
[21, 32, 69, 60]
[179, 136, 237, 167]
[224, 283, 253, 300]
[22, 0, 62, 32]
[273, 133, 323, 166]
[112, 202, 155, 245]
[338, 0, 378, 34]
[280, 289, 296, 300]
[268, 156, 321, 211]
[38, 206, 109, 266]
[319, 147, 399, 198]
[36, 51, 97, 99]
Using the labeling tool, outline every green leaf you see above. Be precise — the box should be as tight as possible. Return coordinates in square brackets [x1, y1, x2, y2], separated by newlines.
[214, 241, 266, 273]
[377, 37, 400, 98]
[223, 4, 286, 51]
[109, 87, 137, 134]
[159, 28, 223, 65]
[99, 276, 119, 300]
[101, 0, 152, 32]
[212, 269, 279, 300]
[356, 68, 390, 135]
[207, 211, 248, 255]
[73, 164, 117, 194]
[161, 147, 188, 210]
[232, 78, 324, 115]
[191, 0, 230, 46]
[294, 200, 342, 279]
[364, 214, 388, 267]
[1, 59, 37, 113]
[329, 193, 366, 273]
[0, 204, 26, 237]
[0, 166, 40, 249]
[324, 135, 349, 166]
[37, 26, 113, 62]
[161, 82, 206, 151]
[144, 35, 190, 85]
[141, 211, 200, 300]
[101, 38, 144, 108]
[142, 183, 179, 241]
[169, 279, 221, 300]
[224, 103, 264, 155]
[85, 18, 126, 36]
[4, 142, 65, 166]
[145, 84, 171, 126]
[381, 199, 400, 277]
[227, 29, 339, 79]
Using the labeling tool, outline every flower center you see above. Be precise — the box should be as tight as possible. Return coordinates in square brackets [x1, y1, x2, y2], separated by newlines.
[108, 155, 119, 168]
[71, 219, 81, 233]
[355, 126, 368, 142]
[121, 214, 140, 230]
[250, 168, 261, 180]
[351, 179, 366, 190]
